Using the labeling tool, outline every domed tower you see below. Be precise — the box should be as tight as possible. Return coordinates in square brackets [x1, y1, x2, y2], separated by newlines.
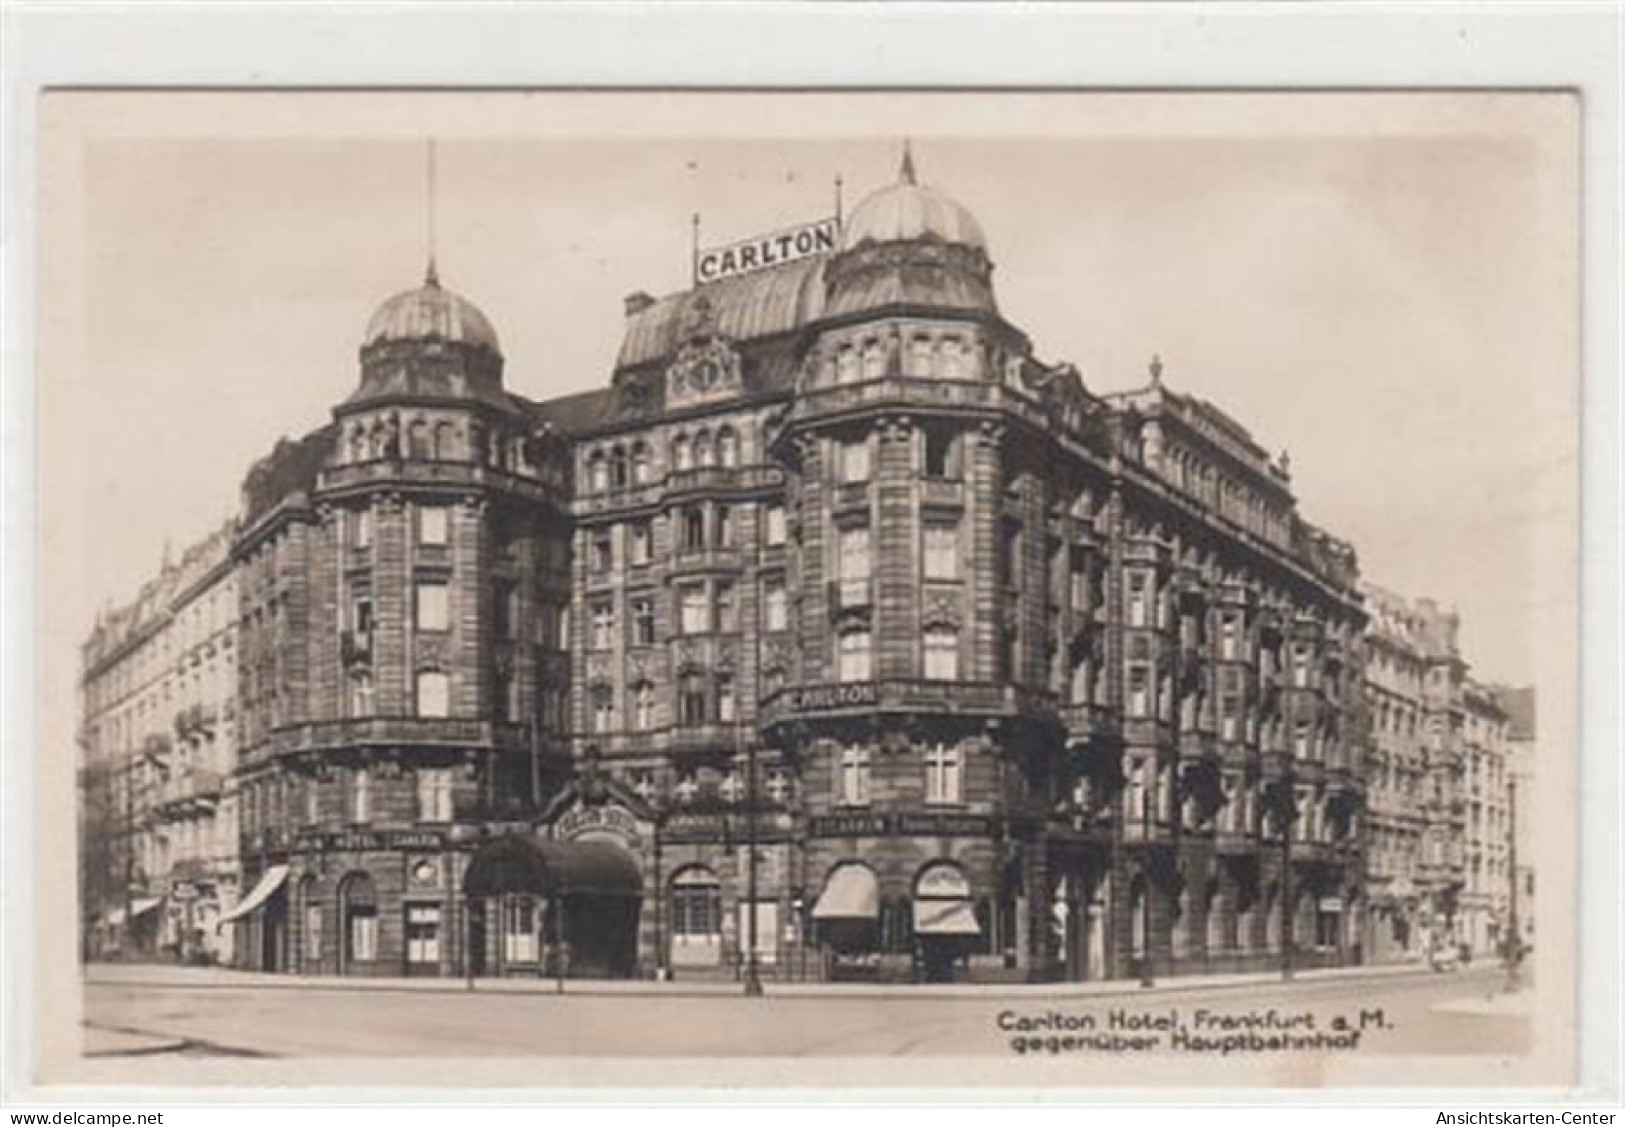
[258, 262, 575, 976]
[763, 149, 1083, 983]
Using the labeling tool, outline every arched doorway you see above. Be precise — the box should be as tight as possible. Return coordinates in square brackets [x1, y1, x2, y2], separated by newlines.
[462, 834, 643, 979]
[338, 871, 378, 976]
[912, 861, 980, 983]
[297, 874, 322, 974]
[810, 862, 880, 981]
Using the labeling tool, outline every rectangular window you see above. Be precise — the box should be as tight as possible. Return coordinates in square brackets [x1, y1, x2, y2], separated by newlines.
[592, 690, 616, 734]
[632, 683, 654, 732]
[838, 745, 872, 807]
[679, 583, 709, 635]
[1127, 573, 1150, 628]
[416, 670, 450, 718]
[838, 524, 871, 581]
[923, 523, 959, 581]
[406, 904, 441, 965]
[1128, 665, 1151, 718]
[591, 530, 613, 574]
[629, 520, 653, 566]
[590, 601, 615, 650]
[417, 768, 453, 823]
[350, 507, 372, 550]
[679, 676, 709, 727]
[923, 626, 960, 680]
[925, 743, 963, 805]
[349, 909, 378, 963]
[1220, 613, 1241, 661]
[631, 596, 656, 645]
[717, 674, 737, 724]
[714, 582, 737, 633]
[923, 428, 954, 478]
[349, 768, 371, 823]
[494, 582, 518, 640]
[763, 504, 787, 547]
[839, 438, 871, 484]
[503, 898, 538, 963]
[713, 504, 732, 548]
[418, 505, 449, 546]
[415, 581, 449, 632]
[1292, 643, 1312, 688]
[838, 629, 872, 683]
[763, 579, 788, 632]
[680, 507, 706, 553]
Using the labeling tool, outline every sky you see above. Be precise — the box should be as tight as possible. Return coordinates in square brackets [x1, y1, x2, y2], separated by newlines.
[42, 92, 1577, 698]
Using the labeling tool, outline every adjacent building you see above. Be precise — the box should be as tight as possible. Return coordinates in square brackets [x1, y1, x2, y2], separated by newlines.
[1362, 583, 1526, 962]
[79, 520, 240, 963]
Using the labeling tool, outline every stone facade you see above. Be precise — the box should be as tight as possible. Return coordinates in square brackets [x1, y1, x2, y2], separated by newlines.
[79, 521, 240, 963]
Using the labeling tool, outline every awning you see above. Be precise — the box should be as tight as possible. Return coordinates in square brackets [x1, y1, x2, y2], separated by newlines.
[216, 864, 289, 928]
[913, 899, 981, 936]
[103, 898, 164, 928]
[811, 864, 879, 921]
[462, 835, 641, 899]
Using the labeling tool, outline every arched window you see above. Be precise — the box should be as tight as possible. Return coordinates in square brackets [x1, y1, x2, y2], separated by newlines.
[631, 681, 654, 732]
[631, 442, 653, 484]
[670, 867, 722, 966]
[432, 420, 456, 461]
[349, 426, 367, 464]
[939, 337, 966, 380]
[908, 336, 935, 378]
[338, 872, 378, 970]
[298, 874, 322, 973]
[861, 339, 886, 380]
[835, 345, 860, 385]
[609, 446, 629, 489]
[407, 417, 430, 460]
[347, 670, 374, 718]
[672, 433, 693, 472]
[587, 450, 609, 493]
[716, 426, 739, 468]
[693, 430, 714, 468]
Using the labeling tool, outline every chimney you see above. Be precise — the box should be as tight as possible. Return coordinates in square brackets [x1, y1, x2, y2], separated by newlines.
[623, 291, 655, 317]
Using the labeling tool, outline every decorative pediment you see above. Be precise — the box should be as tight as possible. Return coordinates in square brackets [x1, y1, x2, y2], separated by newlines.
[922, 594, 961, 630]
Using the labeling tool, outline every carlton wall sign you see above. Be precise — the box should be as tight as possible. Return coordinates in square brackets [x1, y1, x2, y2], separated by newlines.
[770, 682, 879, 714]
[695, 217, 839, 284]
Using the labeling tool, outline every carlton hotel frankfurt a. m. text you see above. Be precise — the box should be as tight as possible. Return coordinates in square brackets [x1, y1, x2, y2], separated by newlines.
[82, 149, 1517, 986]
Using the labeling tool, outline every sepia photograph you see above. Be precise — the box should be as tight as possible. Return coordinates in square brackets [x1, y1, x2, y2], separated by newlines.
[18, 79, 1593, 1097]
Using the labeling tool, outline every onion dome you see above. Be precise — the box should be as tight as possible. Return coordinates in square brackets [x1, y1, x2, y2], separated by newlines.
[362, 260, 501, 356]
[824, 145, 997, 319]
[345, 261, 510, 413]
[840, 145, 988, 254]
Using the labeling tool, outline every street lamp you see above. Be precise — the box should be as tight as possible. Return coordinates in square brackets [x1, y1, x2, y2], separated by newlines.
[1139, 770, 1155, 989]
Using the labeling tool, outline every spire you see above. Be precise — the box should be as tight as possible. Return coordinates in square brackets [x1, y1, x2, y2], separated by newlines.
[900, 139, 917, 186]
[424, 137, 439, 287]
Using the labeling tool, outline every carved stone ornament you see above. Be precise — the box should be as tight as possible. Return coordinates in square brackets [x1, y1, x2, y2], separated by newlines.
[667, 331, 743, 407]
[923, 595, 961, 629]
[587, 652, 614, 682]
[415, 635, 449, 670]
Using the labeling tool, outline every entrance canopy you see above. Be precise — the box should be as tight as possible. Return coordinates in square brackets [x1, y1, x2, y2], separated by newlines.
[913, 898, 981, 936]
[812, 864, 879, 921]
[217, 864, 289, 927]
[463, 834, 641, 900]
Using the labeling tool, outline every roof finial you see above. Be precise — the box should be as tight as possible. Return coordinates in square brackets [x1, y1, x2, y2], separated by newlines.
[424, 137, 440, 287]
[900, 139, 918, 186]
[1149, 353, 1164, 386]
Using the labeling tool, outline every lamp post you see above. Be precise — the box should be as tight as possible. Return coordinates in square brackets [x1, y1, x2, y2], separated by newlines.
[741, 713, 763, 997]
[1280, 779, 1295, 982]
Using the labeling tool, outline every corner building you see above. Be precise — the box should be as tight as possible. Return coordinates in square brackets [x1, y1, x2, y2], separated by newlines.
[226, 154, 1367, 982]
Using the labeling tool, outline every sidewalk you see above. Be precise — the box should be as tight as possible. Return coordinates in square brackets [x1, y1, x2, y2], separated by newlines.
[86, 958, 1441, 1001]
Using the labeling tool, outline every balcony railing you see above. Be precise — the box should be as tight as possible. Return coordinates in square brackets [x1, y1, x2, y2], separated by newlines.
[269, 716, 531, 756]
[920, 477, 965, 508]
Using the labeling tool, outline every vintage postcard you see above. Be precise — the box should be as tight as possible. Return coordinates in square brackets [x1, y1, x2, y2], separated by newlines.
[28, 88, 1580, 1092]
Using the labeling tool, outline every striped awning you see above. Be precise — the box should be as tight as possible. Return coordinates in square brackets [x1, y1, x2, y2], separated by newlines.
[103, 897, 164, 928]
[216, 864, 289, 928]
[812, 864, 879, 921]
[913, 899, 981, 936]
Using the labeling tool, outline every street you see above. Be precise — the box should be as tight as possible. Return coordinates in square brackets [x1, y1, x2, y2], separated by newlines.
[82, 963, 1532, 1059]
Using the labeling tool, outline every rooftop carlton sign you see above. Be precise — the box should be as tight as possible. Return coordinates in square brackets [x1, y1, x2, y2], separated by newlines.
[695, 217, 839, 285]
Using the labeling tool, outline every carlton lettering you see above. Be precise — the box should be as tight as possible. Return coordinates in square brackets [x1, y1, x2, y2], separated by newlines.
[778, 683, 878, 712]
[696, 219, 839, 283]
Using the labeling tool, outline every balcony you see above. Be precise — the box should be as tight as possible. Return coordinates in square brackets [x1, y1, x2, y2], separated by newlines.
[668, 545, 745, 577]
[760, 679, 1058, 728]
[829, 577, 873, 613]
[663, 463, 785, 499]
[920, 477, 965, 509]
[269, 717, 531, 757]
[317, 458, 564, 506]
